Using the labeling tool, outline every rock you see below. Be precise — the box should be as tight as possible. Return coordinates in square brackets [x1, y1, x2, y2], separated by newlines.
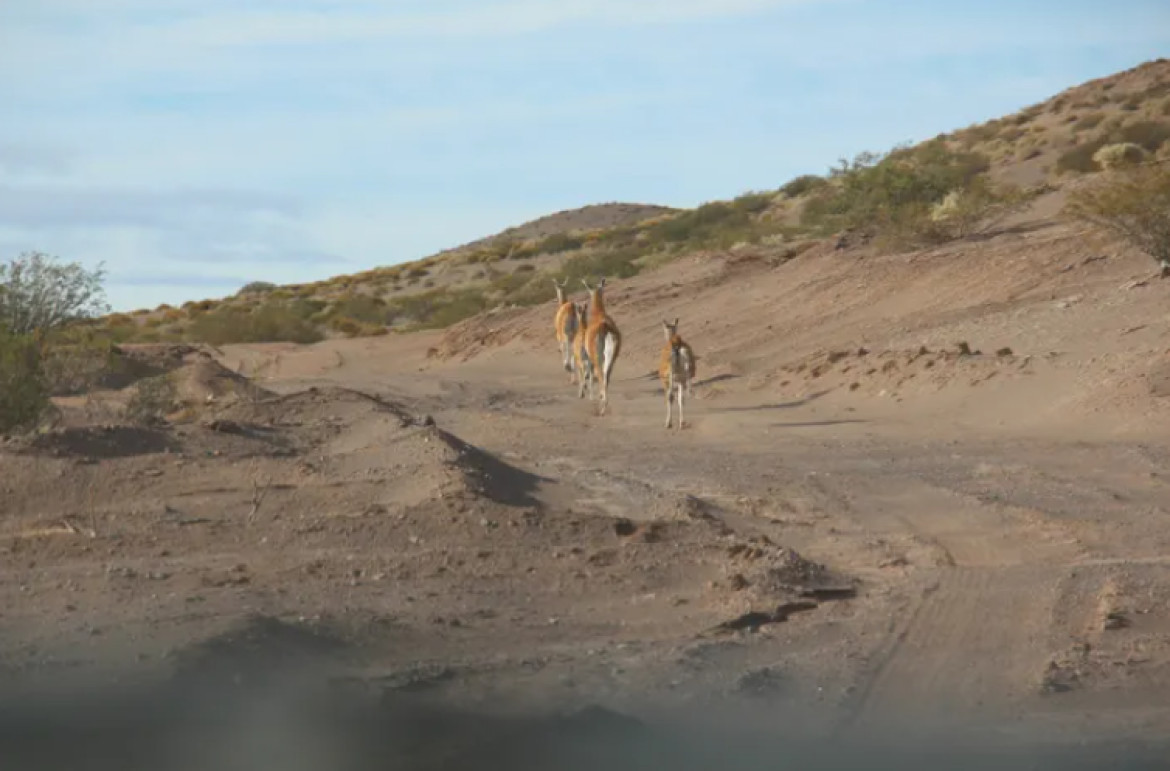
[1103, 611, 1130, 630]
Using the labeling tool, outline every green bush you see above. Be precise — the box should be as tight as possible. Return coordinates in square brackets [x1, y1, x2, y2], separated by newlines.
[1065, 163, 1170, 275]
[780, 175, 827, 198]
[0, 252, 109, 334]
[730, 191, 774, 214]
[384, 288, 491, 330]
[643, 201, 754, 247]
[327, 293, 387, 325]
[40, 327, 124, 396]
[800, 139, 993, 246]
[557, 246, 643, 284]
[124, 373, 178, 425]
[189, 299, 324, 345]
[329, 316, 387, 338]
[536, 232, 585, 255]
[0, 327, 49, 434]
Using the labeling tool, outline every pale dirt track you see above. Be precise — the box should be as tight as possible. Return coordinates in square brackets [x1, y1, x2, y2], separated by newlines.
[3, 205, 1170, 756]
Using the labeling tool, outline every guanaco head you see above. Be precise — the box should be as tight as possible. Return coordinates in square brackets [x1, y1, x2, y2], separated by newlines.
[580, 277, 607, 314]
[662, 317, 681, 342]
[552, 278, 568, 305]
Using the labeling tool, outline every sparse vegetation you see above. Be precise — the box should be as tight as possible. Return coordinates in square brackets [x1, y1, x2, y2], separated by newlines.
[0, 252, 109, 335]
[1065, 162, 1170, 276]
[0, 326, 49, 434]
[800, 139, 1014, 247]
[189, 298, 324, 345]
[1118, 120, 1170, 153]
[124, 373, 178, 425]
[780, 174, 828, 198]
[40, 326, 125, 396]
[1058, 138, 1110, 174]
[1074, 112, 1107, 132]
[1093, 143, 1148, 170]
[387, 288, 492, 330]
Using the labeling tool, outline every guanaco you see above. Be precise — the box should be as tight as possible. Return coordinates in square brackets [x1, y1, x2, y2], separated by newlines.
[659, 318, 696, 429]
[552, 278, 578, 382]
[580, 277, 622, 415]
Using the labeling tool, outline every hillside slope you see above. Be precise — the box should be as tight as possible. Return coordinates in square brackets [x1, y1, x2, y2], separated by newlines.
[99, 59, 1170, 353]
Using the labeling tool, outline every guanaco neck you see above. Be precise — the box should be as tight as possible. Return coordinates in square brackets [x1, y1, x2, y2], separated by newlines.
[587, 289, 607, 322]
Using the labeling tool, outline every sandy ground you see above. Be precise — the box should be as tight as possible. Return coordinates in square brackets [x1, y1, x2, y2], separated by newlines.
[3, 200, 1170, 766]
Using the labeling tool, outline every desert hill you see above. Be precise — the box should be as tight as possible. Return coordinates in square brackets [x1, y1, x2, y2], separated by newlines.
[94, 60, 1170, 350]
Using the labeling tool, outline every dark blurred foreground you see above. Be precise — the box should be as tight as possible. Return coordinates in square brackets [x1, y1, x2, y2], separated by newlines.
[3, 674, 1168, 771]
[1, 617, 1166, 770]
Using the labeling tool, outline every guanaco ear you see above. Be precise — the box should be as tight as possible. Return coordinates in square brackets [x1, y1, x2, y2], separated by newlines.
[674, 317, 679, 328]
[580, 278, 592, 291]
[598, 276, 606, 289]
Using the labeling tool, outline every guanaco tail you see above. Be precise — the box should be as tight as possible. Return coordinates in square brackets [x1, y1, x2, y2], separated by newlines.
[552, 278, 578, 382]
[580, 277, 622, 416]
[659, 317, 696, 429]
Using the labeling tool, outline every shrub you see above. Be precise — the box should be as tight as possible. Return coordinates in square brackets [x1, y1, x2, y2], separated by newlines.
[0, 252, 109, 334]
[801, 139, 993, 246]
[328, 293, 387, 325]
[189, 299, 324, 345]
[557, 246, 643, 285]
[1074, 112, 1106, 132]
[329, 316, 386, 338]
[1065, 163, 1170, 275]
[536, 232, 585, 255]
[1092, 143, 1148, 170]
[779, 175, 827, 198]
[105, 313, 136, 327]
[730, 191, 774, 214]
[1117, 120, 1170, 153]
[40, 327, 124, 396]
[1056, 138, 1109, 174]
[643, 201, 754, 248]
[385, 288, 491, 330]
[124, 374, 178, 425]
[928, 176, 1029, 241]
[0, 327, 49, 433]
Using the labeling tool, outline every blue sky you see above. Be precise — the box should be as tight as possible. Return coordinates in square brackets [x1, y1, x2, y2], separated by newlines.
[1, 1, 1167, 311]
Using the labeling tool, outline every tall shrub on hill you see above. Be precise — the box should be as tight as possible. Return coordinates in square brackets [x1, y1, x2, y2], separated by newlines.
[801, 139, 1021, 247]
[1065, 162, 1170, 277]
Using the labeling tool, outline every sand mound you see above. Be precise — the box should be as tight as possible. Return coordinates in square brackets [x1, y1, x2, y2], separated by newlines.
[170, 352, 274, 409]
[430, 306, 533, 362]
[725, 537, 857, 603]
